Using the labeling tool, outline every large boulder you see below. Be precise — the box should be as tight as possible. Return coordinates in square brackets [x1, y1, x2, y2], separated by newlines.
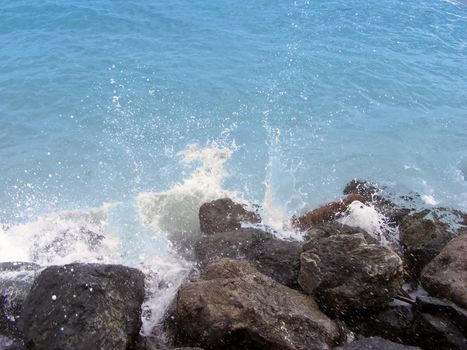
[411, 295, 467, 350]
[175, 259, 341, 350]
[19, 263, 145, 350]
[298, 232, 404, 316]
[199, 198, 261, 235]
[335, 337, 420, 350]
[348, 296, 467, 350]
[348, 305, 415, 345]
[399, 210, 453, 276]
[195, 228, 301, 288]
[421, 232, 467, 309]
[0, 262, 41, 340]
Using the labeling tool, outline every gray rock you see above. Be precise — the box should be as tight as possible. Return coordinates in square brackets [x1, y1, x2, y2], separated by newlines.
[421, 232, 467, 309]
[348, 305, 415, 345]
[335, 337, 420, 350]
[175, 259, 341, 350]
[0, 262, 41, 339]
[19, 263, 145, 350]
[199, 198, 261, 235]
[411, 295, 467, 350]
[299, 232, 404, 315]
[399, 210, 453, 276]
[195, 228, 301, 287]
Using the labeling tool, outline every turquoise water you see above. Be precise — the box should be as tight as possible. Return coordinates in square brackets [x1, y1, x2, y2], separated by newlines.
[1, 0, 467, 224]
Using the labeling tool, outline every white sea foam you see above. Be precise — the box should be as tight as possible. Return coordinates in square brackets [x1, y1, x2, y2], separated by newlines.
[136, 143, 240, 245]
[338, 201, 398, 246]
[0, 203, 120, 266]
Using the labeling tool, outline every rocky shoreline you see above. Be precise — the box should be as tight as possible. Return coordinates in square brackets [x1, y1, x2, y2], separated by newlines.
[1, 180, 466, 350]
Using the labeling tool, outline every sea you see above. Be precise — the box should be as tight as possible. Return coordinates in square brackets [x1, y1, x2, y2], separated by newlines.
[0, 0, 466, 337]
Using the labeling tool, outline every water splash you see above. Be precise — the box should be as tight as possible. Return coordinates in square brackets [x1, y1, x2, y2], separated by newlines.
[136, 143, 240, 245]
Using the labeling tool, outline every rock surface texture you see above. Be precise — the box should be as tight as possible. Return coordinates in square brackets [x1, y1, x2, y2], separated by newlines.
[299, 231, 404, 315]
[421, 232, 467, 309]
[199, 198, 261, 235]
[335, 337, 420, 350]
[399, 210, 452, 275]
[175, 259, 341, 350]
[195, 228, 301, 288]
[19, 263, 145, 350]
[0, 262, 41, 340]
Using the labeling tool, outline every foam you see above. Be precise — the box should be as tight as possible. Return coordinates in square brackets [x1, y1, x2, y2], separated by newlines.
[136, 143, 240, 245]
[0, 203, 120, 266]
[338, 201, 399, 246]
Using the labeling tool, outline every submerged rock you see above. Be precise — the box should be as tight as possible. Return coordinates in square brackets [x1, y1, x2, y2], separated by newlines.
[299, 232, 404, 315]
[175, 259, 341, 350]
[19, 263, 145, 350]
[335, 336, 420, 350]
[399, 210, 453, 276]
[421, 231, 467, 309]
[199, 198, 261, 235]
[0, 262, 41, 340]
[195, 228, 301, 288]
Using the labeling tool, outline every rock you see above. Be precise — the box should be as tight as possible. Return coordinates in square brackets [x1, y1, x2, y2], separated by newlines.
[199, 198, 261, 235]
[175, 259, 341, 350]
[19, 263, 145, 350]
[412, 295, 467, 350]
[399, 210, 453, 276]
[348, 305, 415, 345]
[0, 262, 41, 339]
[299, 232, 404, 315]
[305, 222, 379, 244]
[421, 232, 467, 309]
[195, 228, 301, 288]
[343, 179, 410, 226]
[291, 193, 368, 231]
[335, 337, 420, 350]
[343, 180, 380, 200]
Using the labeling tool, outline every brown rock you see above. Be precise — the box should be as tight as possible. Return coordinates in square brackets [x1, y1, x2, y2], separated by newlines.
[175, 259, 341, 350]
[421, 232, 467, 309]
[291, 193, 367, 231]
[299, 232, 404, 315]
[199, 198, 261, 235]
[195, 228, 301, 288]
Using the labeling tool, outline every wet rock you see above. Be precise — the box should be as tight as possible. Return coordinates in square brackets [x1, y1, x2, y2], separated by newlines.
[348, 305, 415, 345]
[299, 232, 404, 316]
[421, 232, 467, 309]
[19, 263, 145, 350]
[343, 179, 411, 226]
[175, 259, 341, 350]
[343, 180, 380, 200]
[335, 337, 420, 350]
[199, 198, 261, 235]
[399, 210, 453, 276]
[0, 262, 41, 339]
[291, 193, 368, 231]
[195, 228, 301, 287]
[305, 222, 379, 244]
[412, 295, 467, 350]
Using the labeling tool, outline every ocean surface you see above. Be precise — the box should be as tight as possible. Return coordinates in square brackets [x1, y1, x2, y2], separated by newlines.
[1, 0, 467, 336]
